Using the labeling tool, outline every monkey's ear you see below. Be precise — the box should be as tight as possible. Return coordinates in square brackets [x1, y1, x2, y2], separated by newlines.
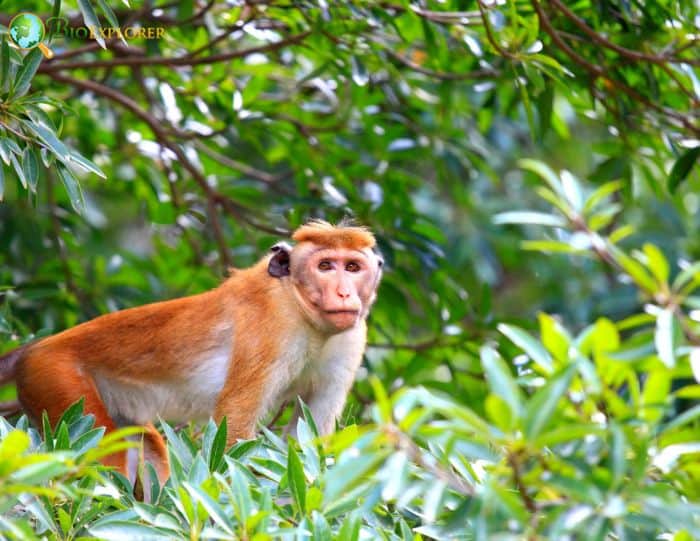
[374, 249, 384, 268]
[268, 243, 291, 277]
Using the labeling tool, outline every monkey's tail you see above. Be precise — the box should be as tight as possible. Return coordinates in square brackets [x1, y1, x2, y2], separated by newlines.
[0, 344, 27, 386]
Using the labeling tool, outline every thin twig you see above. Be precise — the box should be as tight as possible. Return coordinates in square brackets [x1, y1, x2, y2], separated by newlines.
[39, 31, 312, 72]
[193, 141, 288, 185]
[531, 0, 699, 135]
[508, 451, 537, 513]
[47, 73, 235, 268]
[549, 0, 699, 66]
[477, 0, 519, 60]
[385, 49, 498, 80]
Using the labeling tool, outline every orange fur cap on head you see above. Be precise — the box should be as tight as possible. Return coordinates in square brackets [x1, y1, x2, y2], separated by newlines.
[292, 219, 376, 250]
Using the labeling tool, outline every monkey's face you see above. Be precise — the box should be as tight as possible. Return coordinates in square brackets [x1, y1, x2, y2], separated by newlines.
[291, 246, 382, 333]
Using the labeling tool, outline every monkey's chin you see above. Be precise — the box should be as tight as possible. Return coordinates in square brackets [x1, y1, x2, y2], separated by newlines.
[323, 310, 360, 332]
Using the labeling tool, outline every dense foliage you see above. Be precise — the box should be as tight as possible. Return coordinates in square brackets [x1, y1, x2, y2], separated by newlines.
[1, 0, 699, 539]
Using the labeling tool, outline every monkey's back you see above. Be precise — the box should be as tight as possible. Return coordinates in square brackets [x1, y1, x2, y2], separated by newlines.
[23, 288, 231, 381]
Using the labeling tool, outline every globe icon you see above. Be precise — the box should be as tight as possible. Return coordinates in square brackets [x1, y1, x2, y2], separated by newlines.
[9, 13, 45, 50]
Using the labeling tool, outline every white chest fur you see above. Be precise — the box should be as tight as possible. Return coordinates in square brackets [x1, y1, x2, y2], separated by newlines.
[94, 341, 231, 425]
[258, 331, 324, 416]
[264, 325, 366, 416]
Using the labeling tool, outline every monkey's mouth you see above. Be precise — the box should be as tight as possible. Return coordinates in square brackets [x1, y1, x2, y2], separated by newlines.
[323, 309, 360, 329]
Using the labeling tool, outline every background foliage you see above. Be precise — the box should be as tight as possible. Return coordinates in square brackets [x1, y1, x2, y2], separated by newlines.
[1, 0, 699, 539]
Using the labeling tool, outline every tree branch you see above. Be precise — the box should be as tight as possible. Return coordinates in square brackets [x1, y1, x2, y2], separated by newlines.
[39, 31, 312, 72]
[46, 72, 237, 268]
[549, 0, 699, 66]
[531, 0, 699, 135]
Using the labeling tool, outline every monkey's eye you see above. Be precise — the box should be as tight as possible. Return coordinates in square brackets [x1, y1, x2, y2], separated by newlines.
[318, 260, 333, 271]
[346, 261, 361, 273]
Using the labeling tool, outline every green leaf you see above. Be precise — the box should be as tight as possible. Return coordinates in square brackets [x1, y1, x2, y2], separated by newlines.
[641, 369, 671, 422]
[312, 511, 332, 541]
[55, 421, 70, 449]
[56, 163, 86, 214]
[0, 430, 30, 458]
[183, 482, 235, 536]
[673, 261, 700, 292]
[668, 147, 700, 192]
[0, 139, 11, 165]
[68, 150, 106, 178]
[538, 313, 571, 363]
[520, 240, 586, 254]
[480, 345, 524, 420]
[10, 153, 27, 189]
[227, 458, 253, 521]
[13, 48, 43, 98]
[609, 245, 657, 293]
[534, 423, 601, 447]
[287, 443, 307, 514]
[337, 510, 361, 541]
[24, 120, 71, 161]
[662, 403, 700, 433]
[11, 459, 70, 484]
[610, 423, 625, 486]
[0, 163, 4, 201]
[71, 427, 106, 455]
[654, 309, 680, 368]
[485, 393, 513, 430]
[300, 400, 320, 438]
[518, 159, 565, 200]
[42, 411, 54, 449]
[77, 0, 106, 48]
[160, 421, 193, 471]
[209, 419, 227, 472]
[493, 211, 566, 227]
[609, 224, 635, 244]
[89, 521, 175, 540]
[96, 0, 121, 32]
[49, 0, 63, 39]
[324, 451, 386, 504]
[583, 180, 623, 214]
[370, 376, 391, 422]
[21, 146, 39, 192]
[56, 398, 85, 427]
[350, 56, 369, 86]
[524, 365, 575, 439]
[422, 480, 447, 523]
[177, 0, 194, 20]
[560, 170, 584, 211]
[518, 78, 536, 141]
[642, 243, 669, 285]
[536, 81, 554, 140]
[0, 38, 9, 91]
[498, 323, 553, 373]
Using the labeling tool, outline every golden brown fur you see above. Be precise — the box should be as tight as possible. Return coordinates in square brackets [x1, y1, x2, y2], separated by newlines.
[292, 219, 376, 249]
[0, 221, 383, 484]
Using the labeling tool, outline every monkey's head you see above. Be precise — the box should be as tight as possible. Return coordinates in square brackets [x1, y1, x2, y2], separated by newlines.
[269, 220, 383, 334]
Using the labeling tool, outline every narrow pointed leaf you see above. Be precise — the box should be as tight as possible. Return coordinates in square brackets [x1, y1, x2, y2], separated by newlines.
[77, 0, 106, 48]
[524, 365, 575, 439]
[668, 147, 700, 192]
[287, 443, 307, 514]
[498, 323, 553, 373]
[56, 163, 86, 214]
[480, 345, 524, 419]
[13, 48, 43, 98]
